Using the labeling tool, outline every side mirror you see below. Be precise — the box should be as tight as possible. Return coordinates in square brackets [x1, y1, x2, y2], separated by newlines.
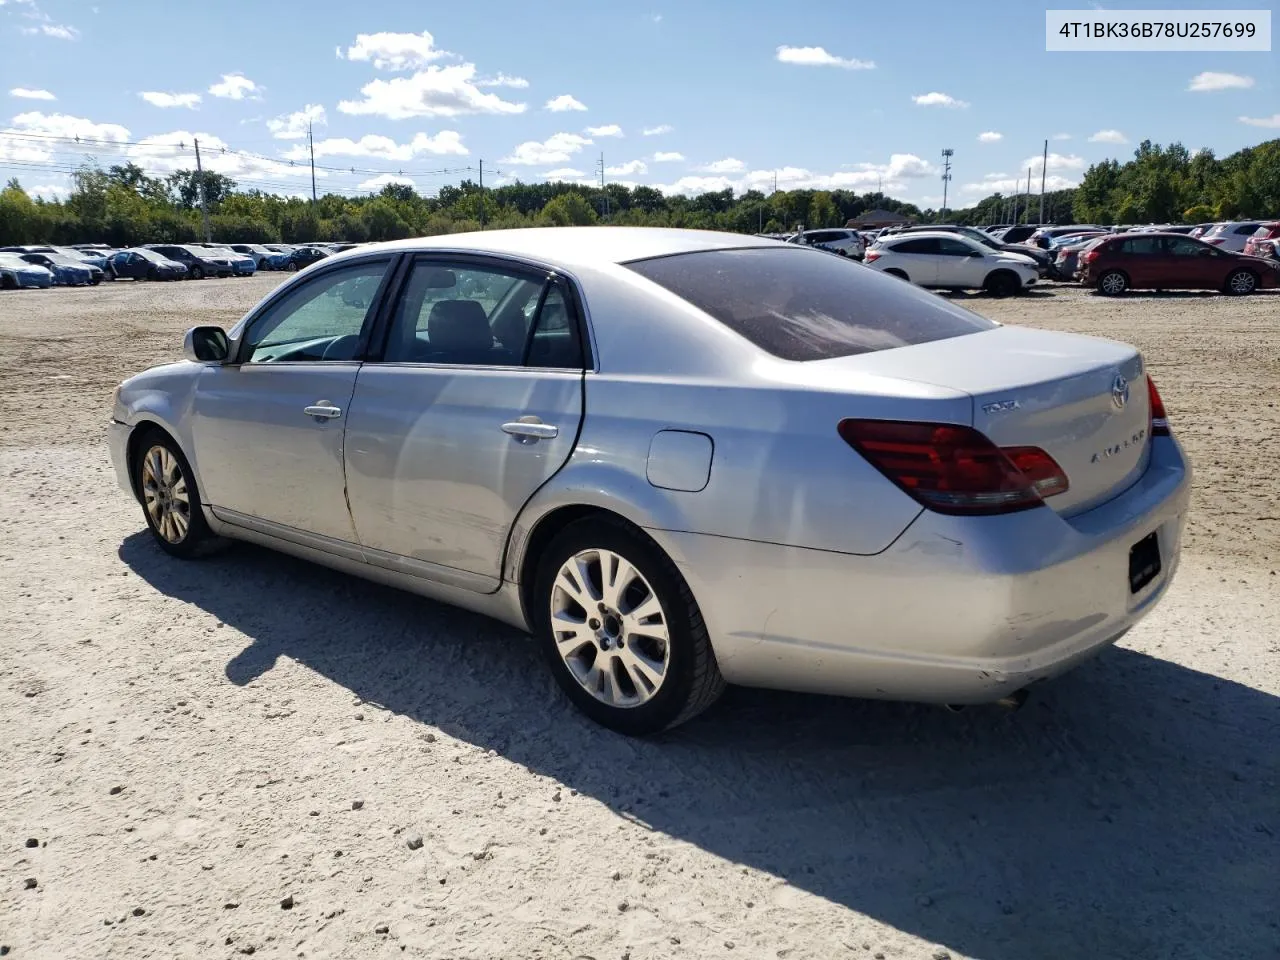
[184, 325, 230, 363]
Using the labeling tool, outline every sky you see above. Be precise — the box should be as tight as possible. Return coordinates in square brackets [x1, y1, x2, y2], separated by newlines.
[1, 0, 1276, 208]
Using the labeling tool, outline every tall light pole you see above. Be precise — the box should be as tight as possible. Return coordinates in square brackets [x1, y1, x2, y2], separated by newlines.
[940, 148, 954, 217]
[1039, 138, 1048, 224]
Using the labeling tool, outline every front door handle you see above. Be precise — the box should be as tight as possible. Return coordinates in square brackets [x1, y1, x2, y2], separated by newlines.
[501, 420, 558, 440]
[304, 402, 343, 420]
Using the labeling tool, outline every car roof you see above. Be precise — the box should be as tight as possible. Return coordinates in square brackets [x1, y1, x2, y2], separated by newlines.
[345, 227, 781, 270]
[881, 231, 978, 242]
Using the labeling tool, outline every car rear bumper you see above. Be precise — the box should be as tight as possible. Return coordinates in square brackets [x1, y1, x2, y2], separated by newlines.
[662, 434, 1191, 704]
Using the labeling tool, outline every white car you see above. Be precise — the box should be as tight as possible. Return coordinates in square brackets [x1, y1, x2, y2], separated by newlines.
[789, 228, 865, 260]
[864, 231, 1039, 297]
[1201, 221, 1264, 253]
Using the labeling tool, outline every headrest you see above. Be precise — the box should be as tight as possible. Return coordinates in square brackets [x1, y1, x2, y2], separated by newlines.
[427, 300, 492, 353]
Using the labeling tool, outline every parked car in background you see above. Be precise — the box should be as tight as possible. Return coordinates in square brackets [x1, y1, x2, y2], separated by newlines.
[109, 248, 189, 281]
[146, 244, 234, 279]
[106, 226, 1190, 734]
[19, 251, 99, 286]
[1188, 223, 1216, 238]
[286, 245, 329, 270]
[1079, 232, 1279, 295]
[1027, 225, 1106, 248]
[893, 224, 1053, 276]
[1242, 222, 1280, 258]
[865, 231, 1038, 295]
[787, 228, 866, 260]
[0, 252, 54, 289]
[1053, 235, 1109, 280]
[1201, 221, 1263, 253]
[992, 224, 1043, 244]
[229, 243, 290, 271]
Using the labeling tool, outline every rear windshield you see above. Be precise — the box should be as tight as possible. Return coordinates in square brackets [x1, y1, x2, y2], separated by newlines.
[625, 246, 997, 362]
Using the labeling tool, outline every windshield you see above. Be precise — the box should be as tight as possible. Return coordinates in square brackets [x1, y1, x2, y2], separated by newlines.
[0, 254, 37, 269]
[625, 246, 997, 362]
[133, 249, 168, 263]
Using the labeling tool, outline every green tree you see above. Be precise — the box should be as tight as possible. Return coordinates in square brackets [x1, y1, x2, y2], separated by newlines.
[539, 192, 598, 226]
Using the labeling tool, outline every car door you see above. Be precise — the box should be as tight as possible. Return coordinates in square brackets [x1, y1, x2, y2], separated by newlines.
[342, 256, 587, 592]
[1117, 236, 1161, 286]
[1162, 236, 1220, 288]
[933, 236, 983, 287]
[190, 256, 398, 549]
[886, 237, 940, 285]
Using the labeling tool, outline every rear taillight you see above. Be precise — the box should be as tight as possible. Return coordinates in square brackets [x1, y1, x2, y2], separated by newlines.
[837, 420, 1069, 516]
[1082, 249, 1100, 263]
[864, 250, 881, 262]
[1147, 376, 1169, 436]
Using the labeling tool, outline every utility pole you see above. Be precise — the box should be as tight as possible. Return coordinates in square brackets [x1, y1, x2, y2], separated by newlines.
[1012, 178, 1019, 224]
[478, 159, 485, 229]
[308, 122, 317, 203]
[1026, 166, 1033, 224]
[193, 137, 210, 242]
[598, 152, 609, 220]
[940, 148, 954, 217]
[773, 171, 778, 194]
[1039, 138, 1048, 224]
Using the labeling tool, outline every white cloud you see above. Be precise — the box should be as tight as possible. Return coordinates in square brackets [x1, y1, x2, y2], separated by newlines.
[338, 31, 451, 71]
[652, 151, 684, 162]
[701, 157, 745, 173]
[1239, 113, 1280, 128]
[208, 74, 261, 101]
[21, 22, 77, 39]
[267, 104, 326, 140]
[1023, 152, 1085, 174]
[651, 154, 937, 197]
[140, 91, 202, 109]
[501, 132, 592, 165]
[912, 91, 968, 108]
[28, 182, 69, 199]
[962, 171, 1079, 194]
[585, 124, 623, 137]
[1188, 71, 1254, 92]
[10, 87, 55, 100]
[606, 159, 647, 176]
[543, 168, 585, 179]
[8, 110, 129, 143]
[1052, 132, 1072, 140]
[642, 124, 673, 136]
[775, 45, 874, 70]
[283, 131, 467, 161]
[476, 73, 529, 88]
[1088, 129, 1127, 143]
[977, 131, 1002, 143]
[339, 64, 526, 119]
[358, 173, 416, 191]
[545, 94, 587, 112]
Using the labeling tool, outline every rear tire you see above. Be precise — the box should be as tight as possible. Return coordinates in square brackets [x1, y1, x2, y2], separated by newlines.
[286, 262, 298, 272]
[189, 266, 204, 280]
[983, 270, 1020, 298]
[533, 517, 725, 736]
[146, 267, 158, 282]
[1097, 270, 1128, 296]
[1225, 269, 1257, 295]
[132, 429, 218, 559]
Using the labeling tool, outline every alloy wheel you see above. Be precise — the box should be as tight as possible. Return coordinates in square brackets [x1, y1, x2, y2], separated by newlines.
[1100, 272, 1126, 294]
[1229, 271, 1256, 294]
[549, 548, 670, 708]
[141, 445, 191, 544]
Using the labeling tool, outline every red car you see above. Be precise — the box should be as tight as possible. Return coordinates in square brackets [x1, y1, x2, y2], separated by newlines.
[1079, 231, 1280, 295]
[1242, 222, 1280, 259]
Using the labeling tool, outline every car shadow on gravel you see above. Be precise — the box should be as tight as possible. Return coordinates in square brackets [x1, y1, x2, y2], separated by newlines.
[120, 533, 1280, 960]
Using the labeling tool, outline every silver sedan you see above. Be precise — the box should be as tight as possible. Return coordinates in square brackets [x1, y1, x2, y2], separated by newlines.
[108, 227, 1191, 735]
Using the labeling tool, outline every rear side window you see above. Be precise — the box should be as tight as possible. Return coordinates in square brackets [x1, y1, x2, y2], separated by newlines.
[1119, 237, 1161, 255]
[889, 237, 940, 254]
[625, 247, 997, 362]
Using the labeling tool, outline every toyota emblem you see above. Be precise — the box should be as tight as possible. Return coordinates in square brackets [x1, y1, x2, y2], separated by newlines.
[1111, 374, 1130, 409]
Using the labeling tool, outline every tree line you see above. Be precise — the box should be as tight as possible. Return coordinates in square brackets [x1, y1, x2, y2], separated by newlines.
[0, 137, 1275, 246]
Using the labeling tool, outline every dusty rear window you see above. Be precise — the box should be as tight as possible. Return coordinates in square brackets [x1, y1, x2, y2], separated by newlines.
[625, 246, 997, 362]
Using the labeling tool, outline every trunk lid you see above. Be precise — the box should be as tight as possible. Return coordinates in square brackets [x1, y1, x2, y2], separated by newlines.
[825, 325, 1151, 516]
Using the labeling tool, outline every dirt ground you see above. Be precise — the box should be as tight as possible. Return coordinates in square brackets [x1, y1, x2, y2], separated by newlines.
[1, 275, 1277, 960]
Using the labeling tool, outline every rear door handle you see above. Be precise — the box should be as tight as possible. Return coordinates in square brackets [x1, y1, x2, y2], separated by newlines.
[501, 420, 558, 440]
[304, 402, 343, 420]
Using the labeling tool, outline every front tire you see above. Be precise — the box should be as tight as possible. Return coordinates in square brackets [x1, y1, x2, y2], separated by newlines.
[133, 430, 217, 559]
[1225, 269, 1257, 295]
[983, 270, 1020, 298]
[189, 266, 204, 280]
[533, 518, 725, 735]
[1097, 270, 1128, 295]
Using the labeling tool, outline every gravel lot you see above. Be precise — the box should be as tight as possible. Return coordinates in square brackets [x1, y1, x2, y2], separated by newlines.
[1, 274, 1277, 960]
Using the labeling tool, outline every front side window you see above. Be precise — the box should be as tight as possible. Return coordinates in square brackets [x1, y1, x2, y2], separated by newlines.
[242, 259, 392, 363]
[1165, 238, 1209, 257]
[625, 246, 997, 362]
[937, 237, 976, 257]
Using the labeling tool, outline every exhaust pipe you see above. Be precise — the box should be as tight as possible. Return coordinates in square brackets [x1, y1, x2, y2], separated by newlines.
[994, 689, 1029, 711]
